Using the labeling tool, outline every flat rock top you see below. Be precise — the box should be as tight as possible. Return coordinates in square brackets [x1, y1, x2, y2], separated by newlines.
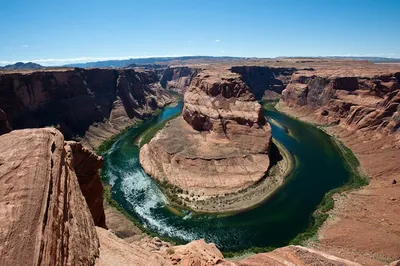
[187, 68, 255, 101]
[293, 66, 400, 79]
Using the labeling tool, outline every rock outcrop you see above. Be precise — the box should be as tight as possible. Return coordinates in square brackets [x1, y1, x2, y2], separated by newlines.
[0, 128, 99, 266]
[160, 66, 200, 93]
[140, 69, 272, 198]
[279, 66, 400, 264]
[231, 66, 296, 100]
[281, 69, 400, 133]
[65, 141, 106, 228]
[0, 68, 174, 149]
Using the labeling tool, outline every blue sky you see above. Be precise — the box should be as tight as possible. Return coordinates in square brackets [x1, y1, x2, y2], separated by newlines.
[1, 0, 399, 66]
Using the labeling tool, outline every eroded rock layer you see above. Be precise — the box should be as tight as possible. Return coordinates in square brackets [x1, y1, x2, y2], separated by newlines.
[140, 69, 272, 196]
[0, 128, 99, 266]
[66, 141, 106, 228]
[279, 67, 400, 264]
[281, 69, 400, 133]
[159, 66, 200, 94]
[231, 66, 296, 100]
[0, 120, 383, 266]
[0, 68, 174, 149]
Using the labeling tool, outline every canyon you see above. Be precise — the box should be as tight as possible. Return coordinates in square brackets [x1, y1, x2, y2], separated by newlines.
[139, 68, 277, 212]
[0, 59, 399, 265]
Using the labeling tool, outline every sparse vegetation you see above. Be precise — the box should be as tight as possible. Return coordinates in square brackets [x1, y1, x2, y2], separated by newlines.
[288, 137, 369, 246]
[137, 113, 180, 148]
[261, 99, 280, 111]
[96, 119, 143, 155]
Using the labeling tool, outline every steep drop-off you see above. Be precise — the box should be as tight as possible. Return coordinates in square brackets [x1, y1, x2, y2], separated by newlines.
[0, 68, 174, 149]
[159, 66, 200, 94]
[0, 128, 100, 266]
[66, 141, 107, 228]
[281, 69, 400, 132]
[279, 67, 400, 264]
[231, 66, 296, 100]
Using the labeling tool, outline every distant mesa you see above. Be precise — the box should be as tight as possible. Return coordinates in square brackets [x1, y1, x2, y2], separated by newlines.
[0, 62, 43, 70]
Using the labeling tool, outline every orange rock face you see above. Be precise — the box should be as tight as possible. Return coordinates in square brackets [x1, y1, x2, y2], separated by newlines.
[279, 67, 400, 264]
[281, 69, 400, 132]
[0, 68, 174, 149]
[0, 128, 99, 266]
[65, 141, 106, 228]
[140, 69, 272, 197]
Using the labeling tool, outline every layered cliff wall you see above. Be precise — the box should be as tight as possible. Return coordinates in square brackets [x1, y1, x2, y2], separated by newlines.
[279, 68, 400, 264]
[159, 66, 200, 93]
[0, 128, 100, 266]
[140, 68, 272, 201]
[0, 127, 366, 266]
[231, 66, 296, 100]
[66, 141, 106, 228]
[281, 69, 400, 133]
[0, 68, 174, 148]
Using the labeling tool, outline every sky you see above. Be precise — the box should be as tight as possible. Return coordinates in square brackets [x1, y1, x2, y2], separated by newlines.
[1, 0, 399, 66]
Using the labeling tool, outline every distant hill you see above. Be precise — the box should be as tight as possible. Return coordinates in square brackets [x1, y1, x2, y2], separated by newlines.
[0, 62, 44, 70]
[64, 56, 247, 68]
[278, 56, 400, 63]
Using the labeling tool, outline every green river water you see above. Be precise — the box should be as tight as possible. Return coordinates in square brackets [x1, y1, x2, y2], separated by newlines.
[102, 101, 351, 252]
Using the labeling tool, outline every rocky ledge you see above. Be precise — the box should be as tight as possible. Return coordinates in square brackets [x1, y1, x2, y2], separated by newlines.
[281, 68, 400, 133]
[139, 68, 276, 211]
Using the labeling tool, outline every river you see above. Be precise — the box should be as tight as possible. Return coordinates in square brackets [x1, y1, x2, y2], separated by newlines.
[101, 101, 350, 252]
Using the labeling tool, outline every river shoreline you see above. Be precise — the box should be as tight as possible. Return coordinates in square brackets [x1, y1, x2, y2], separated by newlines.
[272, 103, 399, 265]
[98, 101, 376, 258]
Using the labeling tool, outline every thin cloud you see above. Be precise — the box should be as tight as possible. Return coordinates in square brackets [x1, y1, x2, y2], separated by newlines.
[0, 54, 192, 66]
[22, 44, 28, 48]
[215, 40, 220, 42]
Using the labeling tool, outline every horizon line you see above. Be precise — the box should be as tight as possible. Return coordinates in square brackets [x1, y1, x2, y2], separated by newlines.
[1, 54, 400, 67]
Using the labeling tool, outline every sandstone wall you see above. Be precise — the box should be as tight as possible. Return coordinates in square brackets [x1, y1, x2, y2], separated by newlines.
[159, 66, 200, 94]
[281, 70, 400, 133]
[0, 128, 99, 266]
[66, 141, 107, 228]
[0, 68, 174, 148]
[231, 66, 296, 100]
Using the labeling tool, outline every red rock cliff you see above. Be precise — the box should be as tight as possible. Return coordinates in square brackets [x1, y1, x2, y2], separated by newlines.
[0, 128, 99, 266]
[231, 66, 296, 100]
[281, 69, 400, 133]
[65, 141, 106, 228]
[0, 68, 174, 148]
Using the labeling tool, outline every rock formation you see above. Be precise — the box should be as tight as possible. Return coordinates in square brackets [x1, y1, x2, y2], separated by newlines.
[0, 68, 174, 149]
[231, 66, 296, 100]
[159, 66, 200, 94]
[0, 128, 99, 266]
[279, 66, 400, 264]
[140, 69, 272, 197]
[281, 69, 400, 133]
[65, 141, 106, 228]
